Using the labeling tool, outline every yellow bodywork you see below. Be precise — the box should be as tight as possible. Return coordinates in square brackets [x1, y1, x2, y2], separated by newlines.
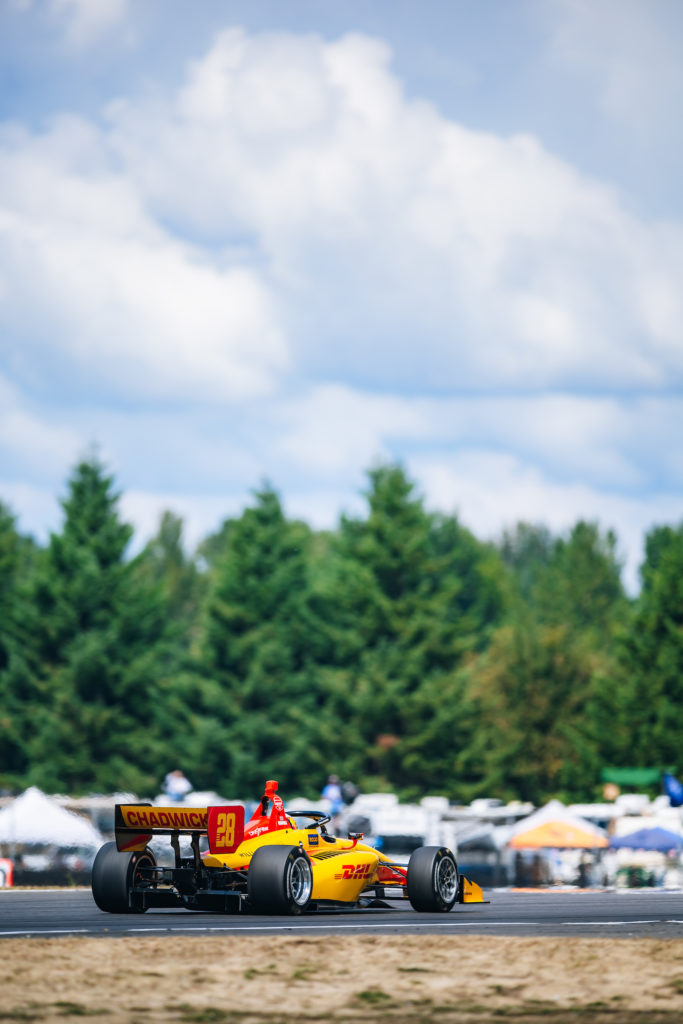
[203, 826, 486, 905]
[460, 876, 485, 903]
[204, 827, 389, 903]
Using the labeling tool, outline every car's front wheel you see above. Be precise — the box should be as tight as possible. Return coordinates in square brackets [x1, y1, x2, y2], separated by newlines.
[91, 841, 156, 914]
[407, 846, 458, 912]
[247, 845, 313, 915]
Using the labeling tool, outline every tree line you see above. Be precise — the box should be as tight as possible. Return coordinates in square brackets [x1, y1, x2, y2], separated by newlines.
[1, 456, 681, 806]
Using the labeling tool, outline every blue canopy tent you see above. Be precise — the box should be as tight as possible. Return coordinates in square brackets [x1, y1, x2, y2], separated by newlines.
[610, 826, 683, 852]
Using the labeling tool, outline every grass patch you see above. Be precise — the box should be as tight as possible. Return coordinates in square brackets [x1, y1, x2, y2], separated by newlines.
[179, 1011, 229, 1019]
[53, 1005, 109, 1017]
[291, 965, 318, 981]
[0, 1011, 45, 1023]
[244, 963, 278, 980]
[442, 1002, 492, 1015]
[355, 988, 392, 1005]
[176, 1009, 231, 1023]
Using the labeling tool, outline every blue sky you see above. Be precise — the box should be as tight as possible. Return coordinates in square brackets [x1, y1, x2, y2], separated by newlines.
[1, 0, 682, 592]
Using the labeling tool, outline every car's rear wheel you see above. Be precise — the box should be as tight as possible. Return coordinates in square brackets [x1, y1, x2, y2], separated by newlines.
[407, 846, 458, 912]
[91, 841, 156, 914]
[247, 845, 313, 914]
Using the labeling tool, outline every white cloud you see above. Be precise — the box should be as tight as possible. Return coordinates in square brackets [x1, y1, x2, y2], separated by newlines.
[0, 374, 81, 478]
[1, 20, 682, 594]
[1, 373, 680, 593]
[3, 26, 683, 402]
[274, 385, 421, 475]
[0, 118, 288, 402]
[93, 420, 683, 596]
[119, 490, 245, 555]
[178, 27, 337, 134]
[102, 27, 683, 392]
[272, 385, 683, 494]
[412, 451, 683, 595]
[0, 479, 61, 541]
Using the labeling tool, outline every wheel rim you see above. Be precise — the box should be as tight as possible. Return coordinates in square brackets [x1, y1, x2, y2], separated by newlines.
[129, 852, 154, 911]
[435, 855, 457, 903]
[132, 853, 154, 886]
[288, 856, 312, 906]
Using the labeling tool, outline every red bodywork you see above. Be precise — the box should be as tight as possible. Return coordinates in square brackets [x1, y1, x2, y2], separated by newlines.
[243, 780, 293, 838]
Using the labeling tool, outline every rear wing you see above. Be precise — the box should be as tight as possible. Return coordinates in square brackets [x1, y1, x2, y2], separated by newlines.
[114, 804, 244, 854]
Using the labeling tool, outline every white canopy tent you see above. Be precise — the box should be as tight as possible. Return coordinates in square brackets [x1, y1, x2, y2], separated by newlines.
[507, 799, 608, 849]
[0, 787, 103, 848]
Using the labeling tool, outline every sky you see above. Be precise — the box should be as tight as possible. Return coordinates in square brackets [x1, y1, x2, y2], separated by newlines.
[1, 0, 682, 593]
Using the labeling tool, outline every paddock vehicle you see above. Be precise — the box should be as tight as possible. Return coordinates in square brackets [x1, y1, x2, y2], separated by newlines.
[91, 780, 485, 915]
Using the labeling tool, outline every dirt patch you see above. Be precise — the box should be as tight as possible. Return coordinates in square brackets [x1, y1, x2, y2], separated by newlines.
[0, 934, 682, 1023]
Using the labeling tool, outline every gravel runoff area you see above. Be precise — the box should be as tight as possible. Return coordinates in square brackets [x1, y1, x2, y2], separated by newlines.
[1, 933, 683, 1023]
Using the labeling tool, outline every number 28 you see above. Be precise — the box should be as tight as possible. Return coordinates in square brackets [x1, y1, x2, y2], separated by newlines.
[216, 812, 235, 847]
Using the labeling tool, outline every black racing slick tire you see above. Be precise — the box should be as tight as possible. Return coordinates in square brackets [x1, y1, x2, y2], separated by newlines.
[247, 845, 313, 915]
[407, 846, 459, 912]
[91, 841, 156, 914]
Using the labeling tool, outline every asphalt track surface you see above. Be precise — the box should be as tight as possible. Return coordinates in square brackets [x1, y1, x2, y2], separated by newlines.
[3, 888, 683, 939]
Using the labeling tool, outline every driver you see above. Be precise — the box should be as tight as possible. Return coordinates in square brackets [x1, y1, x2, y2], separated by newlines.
[243, 780, 295, 838]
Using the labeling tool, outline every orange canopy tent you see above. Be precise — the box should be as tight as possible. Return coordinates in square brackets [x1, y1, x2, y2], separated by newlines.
[508, 800, 608, 850]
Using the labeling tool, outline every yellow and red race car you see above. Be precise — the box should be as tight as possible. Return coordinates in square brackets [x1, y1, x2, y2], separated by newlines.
[91, 780, 484, 915]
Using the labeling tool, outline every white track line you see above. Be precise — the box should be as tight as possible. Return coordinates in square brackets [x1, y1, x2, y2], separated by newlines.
[0, 929, 91, 936]
[3, 918, 683, 938]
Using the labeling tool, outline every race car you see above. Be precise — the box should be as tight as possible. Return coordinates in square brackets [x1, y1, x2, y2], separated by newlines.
[91, 779, 484, 915]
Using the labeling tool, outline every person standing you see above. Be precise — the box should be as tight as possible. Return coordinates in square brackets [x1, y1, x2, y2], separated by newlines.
[321, 774, 344, 826]
[163, 769, 193, 802]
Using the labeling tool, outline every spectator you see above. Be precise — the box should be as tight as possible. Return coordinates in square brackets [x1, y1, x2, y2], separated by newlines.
[321, 774, 344, 822]
[341, 780, 360, 804]
[163, 769, 193, 802]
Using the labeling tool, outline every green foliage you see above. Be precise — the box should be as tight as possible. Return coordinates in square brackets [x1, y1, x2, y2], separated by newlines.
[532, 521, 628, 637]
[0, 457, 176, 794]
[198, 484, 332, 794]
[0, 503, 41, 784]
[1, 456, 680, 808]
[499, 522, 554, 602]
[137, 510, 204, 647]
[308, 464, 508, 796]
[610, 524, 683, 771]
[462, 616, 611, 803]
[0, 504, 22, 686]
[465, 520, 630, 803]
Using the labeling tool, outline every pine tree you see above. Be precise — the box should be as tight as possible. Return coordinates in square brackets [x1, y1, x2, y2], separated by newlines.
[613, 524, 683, 771]
[463, 615, 610, 803]
[200, 484, 330, 795]
[324, 464, 507, 795]
[465, 521, 629, 804]
[533, 522, 627, 637]
[0, 503, 26, 672]
[0, 503, 40, 786]
[137, 510, 203, 644]
[499, 522, 554, 603]
[5, 457, 174, 794]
